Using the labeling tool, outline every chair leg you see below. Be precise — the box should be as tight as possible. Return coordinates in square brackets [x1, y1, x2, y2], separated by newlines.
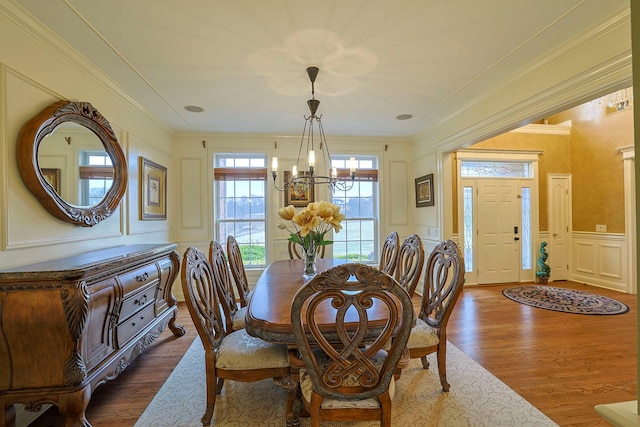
[379, 391, 392, 427]
[216, 378, 225, 394]
[310, 393, 323, 427]
[420, 355, 430, 369]
[436, 344, 450, 392]
[203, 370, 218, 426]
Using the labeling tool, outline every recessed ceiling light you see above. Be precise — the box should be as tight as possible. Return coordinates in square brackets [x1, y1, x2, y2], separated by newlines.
[184, 105, 204, 113]
[396, 114, 413, 120]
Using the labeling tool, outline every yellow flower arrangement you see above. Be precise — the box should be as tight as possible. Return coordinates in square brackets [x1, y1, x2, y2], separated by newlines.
[277, 201, 345, 252]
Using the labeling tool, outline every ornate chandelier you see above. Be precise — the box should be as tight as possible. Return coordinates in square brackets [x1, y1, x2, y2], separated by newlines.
[271, 66, 356, 192]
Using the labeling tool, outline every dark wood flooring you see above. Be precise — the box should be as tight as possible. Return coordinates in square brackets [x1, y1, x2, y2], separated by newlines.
[30, 280, 637, 427]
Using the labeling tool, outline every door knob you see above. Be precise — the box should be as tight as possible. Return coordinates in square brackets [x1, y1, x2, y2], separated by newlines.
[553, 233, 558, 237]
[514, 237, 520, 241]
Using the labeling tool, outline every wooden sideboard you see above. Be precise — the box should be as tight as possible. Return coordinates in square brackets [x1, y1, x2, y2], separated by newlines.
[0, 244, 185, 427]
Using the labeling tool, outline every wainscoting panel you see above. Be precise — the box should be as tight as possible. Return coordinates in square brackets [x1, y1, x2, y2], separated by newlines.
[571, 232, 628, 293]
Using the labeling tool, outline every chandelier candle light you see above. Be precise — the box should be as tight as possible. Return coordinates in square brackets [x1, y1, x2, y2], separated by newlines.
[277, 201, 345, 279]
[271, 66, 357, 192]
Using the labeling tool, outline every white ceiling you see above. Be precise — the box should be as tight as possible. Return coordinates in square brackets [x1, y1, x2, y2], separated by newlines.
[14, 0, 630, 137]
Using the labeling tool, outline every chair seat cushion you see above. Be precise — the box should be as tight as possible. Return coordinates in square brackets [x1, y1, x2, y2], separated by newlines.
[232, 306, 247, 331]
[406, 318, 439, 349]
[216, 329, 289, 370]
[299, 350, 396, 409]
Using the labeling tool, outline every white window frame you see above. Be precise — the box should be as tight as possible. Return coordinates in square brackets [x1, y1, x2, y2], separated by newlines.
[214, 153, 267, 267]
[330, 154, 379, 263]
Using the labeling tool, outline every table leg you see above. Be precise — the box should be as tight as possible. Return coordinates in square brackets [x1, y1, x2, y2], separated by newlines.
[274, 375, 299, 427]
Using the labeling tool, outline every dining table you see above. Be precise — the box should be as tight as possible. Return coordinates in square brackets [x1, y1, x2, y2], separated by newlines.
[245, 258, 407, 427]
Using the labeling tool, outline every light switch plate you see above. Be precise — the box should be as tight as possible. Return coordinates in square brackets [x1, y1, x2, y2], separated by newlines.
[596, 224, 607, 232]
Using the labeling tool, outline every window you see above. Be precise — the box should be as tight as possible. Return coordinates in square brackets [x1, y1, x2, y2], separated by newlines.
[463, 186, 474, 273]
[461, 161, 532, 178]
[330, 155, 378, 262]
[79, 151, 113, 206]
[521, 187, 532, 270]
[214, 154, 267, 267]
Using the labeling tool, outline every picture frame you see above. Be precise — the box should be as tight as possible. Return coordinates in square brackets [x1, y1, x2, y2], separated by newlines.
[415, 173, 434, 207]
[41, 168, 61, 194]
[284, 171, 314, 207]
[139, 157, 167, 220]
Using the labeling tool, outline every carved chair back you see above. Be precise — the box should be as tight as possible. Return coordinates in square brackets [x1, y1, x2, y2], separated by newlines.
[419, 239, 465, 330]
[291, 263, 414, 422]
[209, 240, 239, 334]
[181, 247, 226, 352]
[379, 231, 400, 276]
[395, 234, 425, 298]
[226, 235, 252, 307]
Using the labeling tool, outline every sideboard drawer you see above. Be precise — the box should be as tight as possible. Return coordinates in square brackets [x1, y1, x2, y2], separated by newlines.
[118, 264, 159, 295]
[116, 303, 156, 347]
[120, 282, 156, 317]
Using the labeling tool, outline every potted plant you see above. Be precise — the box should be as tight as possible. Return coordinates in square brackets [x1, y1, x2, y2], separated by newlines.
[536, 241, 551, 284]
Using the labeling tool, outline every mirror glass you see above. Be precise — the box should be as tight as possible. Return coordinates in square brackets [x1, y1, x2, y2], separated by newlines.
[18, 101, 127, 226]
[38, 122, 115, 207]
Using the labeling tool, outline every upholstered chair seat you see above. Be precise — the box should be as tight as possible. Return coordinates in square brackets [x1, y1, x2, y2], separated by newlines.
[406, 318, 439, 349]
[216, 329, 289, 370]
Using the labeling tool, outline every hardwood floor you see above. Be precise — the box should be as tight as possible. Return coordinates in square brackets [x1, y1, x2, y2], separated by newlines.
[30, 280, 636, 427]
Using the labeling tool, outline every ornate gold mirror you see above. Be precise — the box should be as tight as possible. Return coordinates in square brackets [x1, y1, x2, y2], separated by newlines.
[18, 101, 127, 226]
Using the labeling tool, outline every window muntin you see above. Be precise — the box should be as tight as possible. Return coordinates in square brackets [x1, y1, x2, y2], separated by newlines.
[214, 154, 267, 267]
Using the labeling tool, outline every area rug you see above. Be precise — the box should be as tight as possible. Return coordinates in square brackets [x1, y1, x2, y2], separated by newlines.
[502, 285, 629, 315]
[135, 337, 557, 427]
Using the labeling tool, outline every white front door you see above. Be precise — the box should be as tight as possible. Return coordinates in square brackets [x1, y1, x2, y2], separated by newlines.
[476, 179, 521, 283]
[548, 174, 571, 281]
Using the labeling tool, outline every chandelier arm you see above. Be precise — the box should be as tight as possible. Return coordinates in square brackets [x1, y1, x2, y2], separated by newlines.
[296, 118, 310, 171]
[317, 117, 332, 173]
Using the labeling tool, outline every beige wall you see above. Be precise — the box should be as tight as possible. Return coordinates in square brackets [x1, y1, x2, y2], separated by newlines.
[547, 97, 633, 233]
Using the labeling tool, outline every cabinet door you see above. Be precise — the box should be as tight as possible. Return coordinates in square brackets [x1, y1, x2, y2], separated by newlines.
[83, 278, 118, 371]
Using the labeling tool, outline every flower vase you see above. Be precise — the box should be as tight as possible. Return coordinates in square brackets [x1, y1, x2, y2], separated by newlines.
[302, 243, 317, 280]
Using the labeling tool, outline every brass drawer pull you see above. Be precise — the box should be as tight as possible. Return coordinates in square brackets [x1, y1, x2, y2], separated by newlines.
[135, 272, 149, 282]
[134, 295, 148, 306]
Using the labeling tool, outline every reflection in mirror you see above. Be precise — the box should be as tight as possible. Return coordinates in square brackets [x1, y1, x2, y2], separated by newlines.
[18, 101, 127, 226]
[38, 122, 115, 207]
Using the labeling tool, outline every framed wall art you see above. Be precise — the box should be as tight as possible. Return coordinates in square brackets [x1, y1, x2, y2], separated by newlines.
[415, 173, 434, 207]
[139, 157, 167, 220]
[284, 171, 314, 207]
[41, 168, 61, 194]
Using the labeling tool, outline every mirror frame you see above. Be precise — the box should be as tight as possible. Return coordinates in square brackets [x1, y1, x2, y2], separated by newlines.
[17, 100, 127, 227]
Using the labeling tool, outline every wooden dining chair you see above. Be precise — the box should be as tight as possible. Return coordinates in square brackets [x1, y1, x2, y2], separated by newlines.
[406, 239, 464, 392]
[291, 263, 414, 427]
[181, 247, 291, 426]
[209, 240, 245, 333]
[395, 234, 425, 298]
[226, 235, 252, 307]
[379, 231, 400, 276]
[288, 240, 326, 259]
